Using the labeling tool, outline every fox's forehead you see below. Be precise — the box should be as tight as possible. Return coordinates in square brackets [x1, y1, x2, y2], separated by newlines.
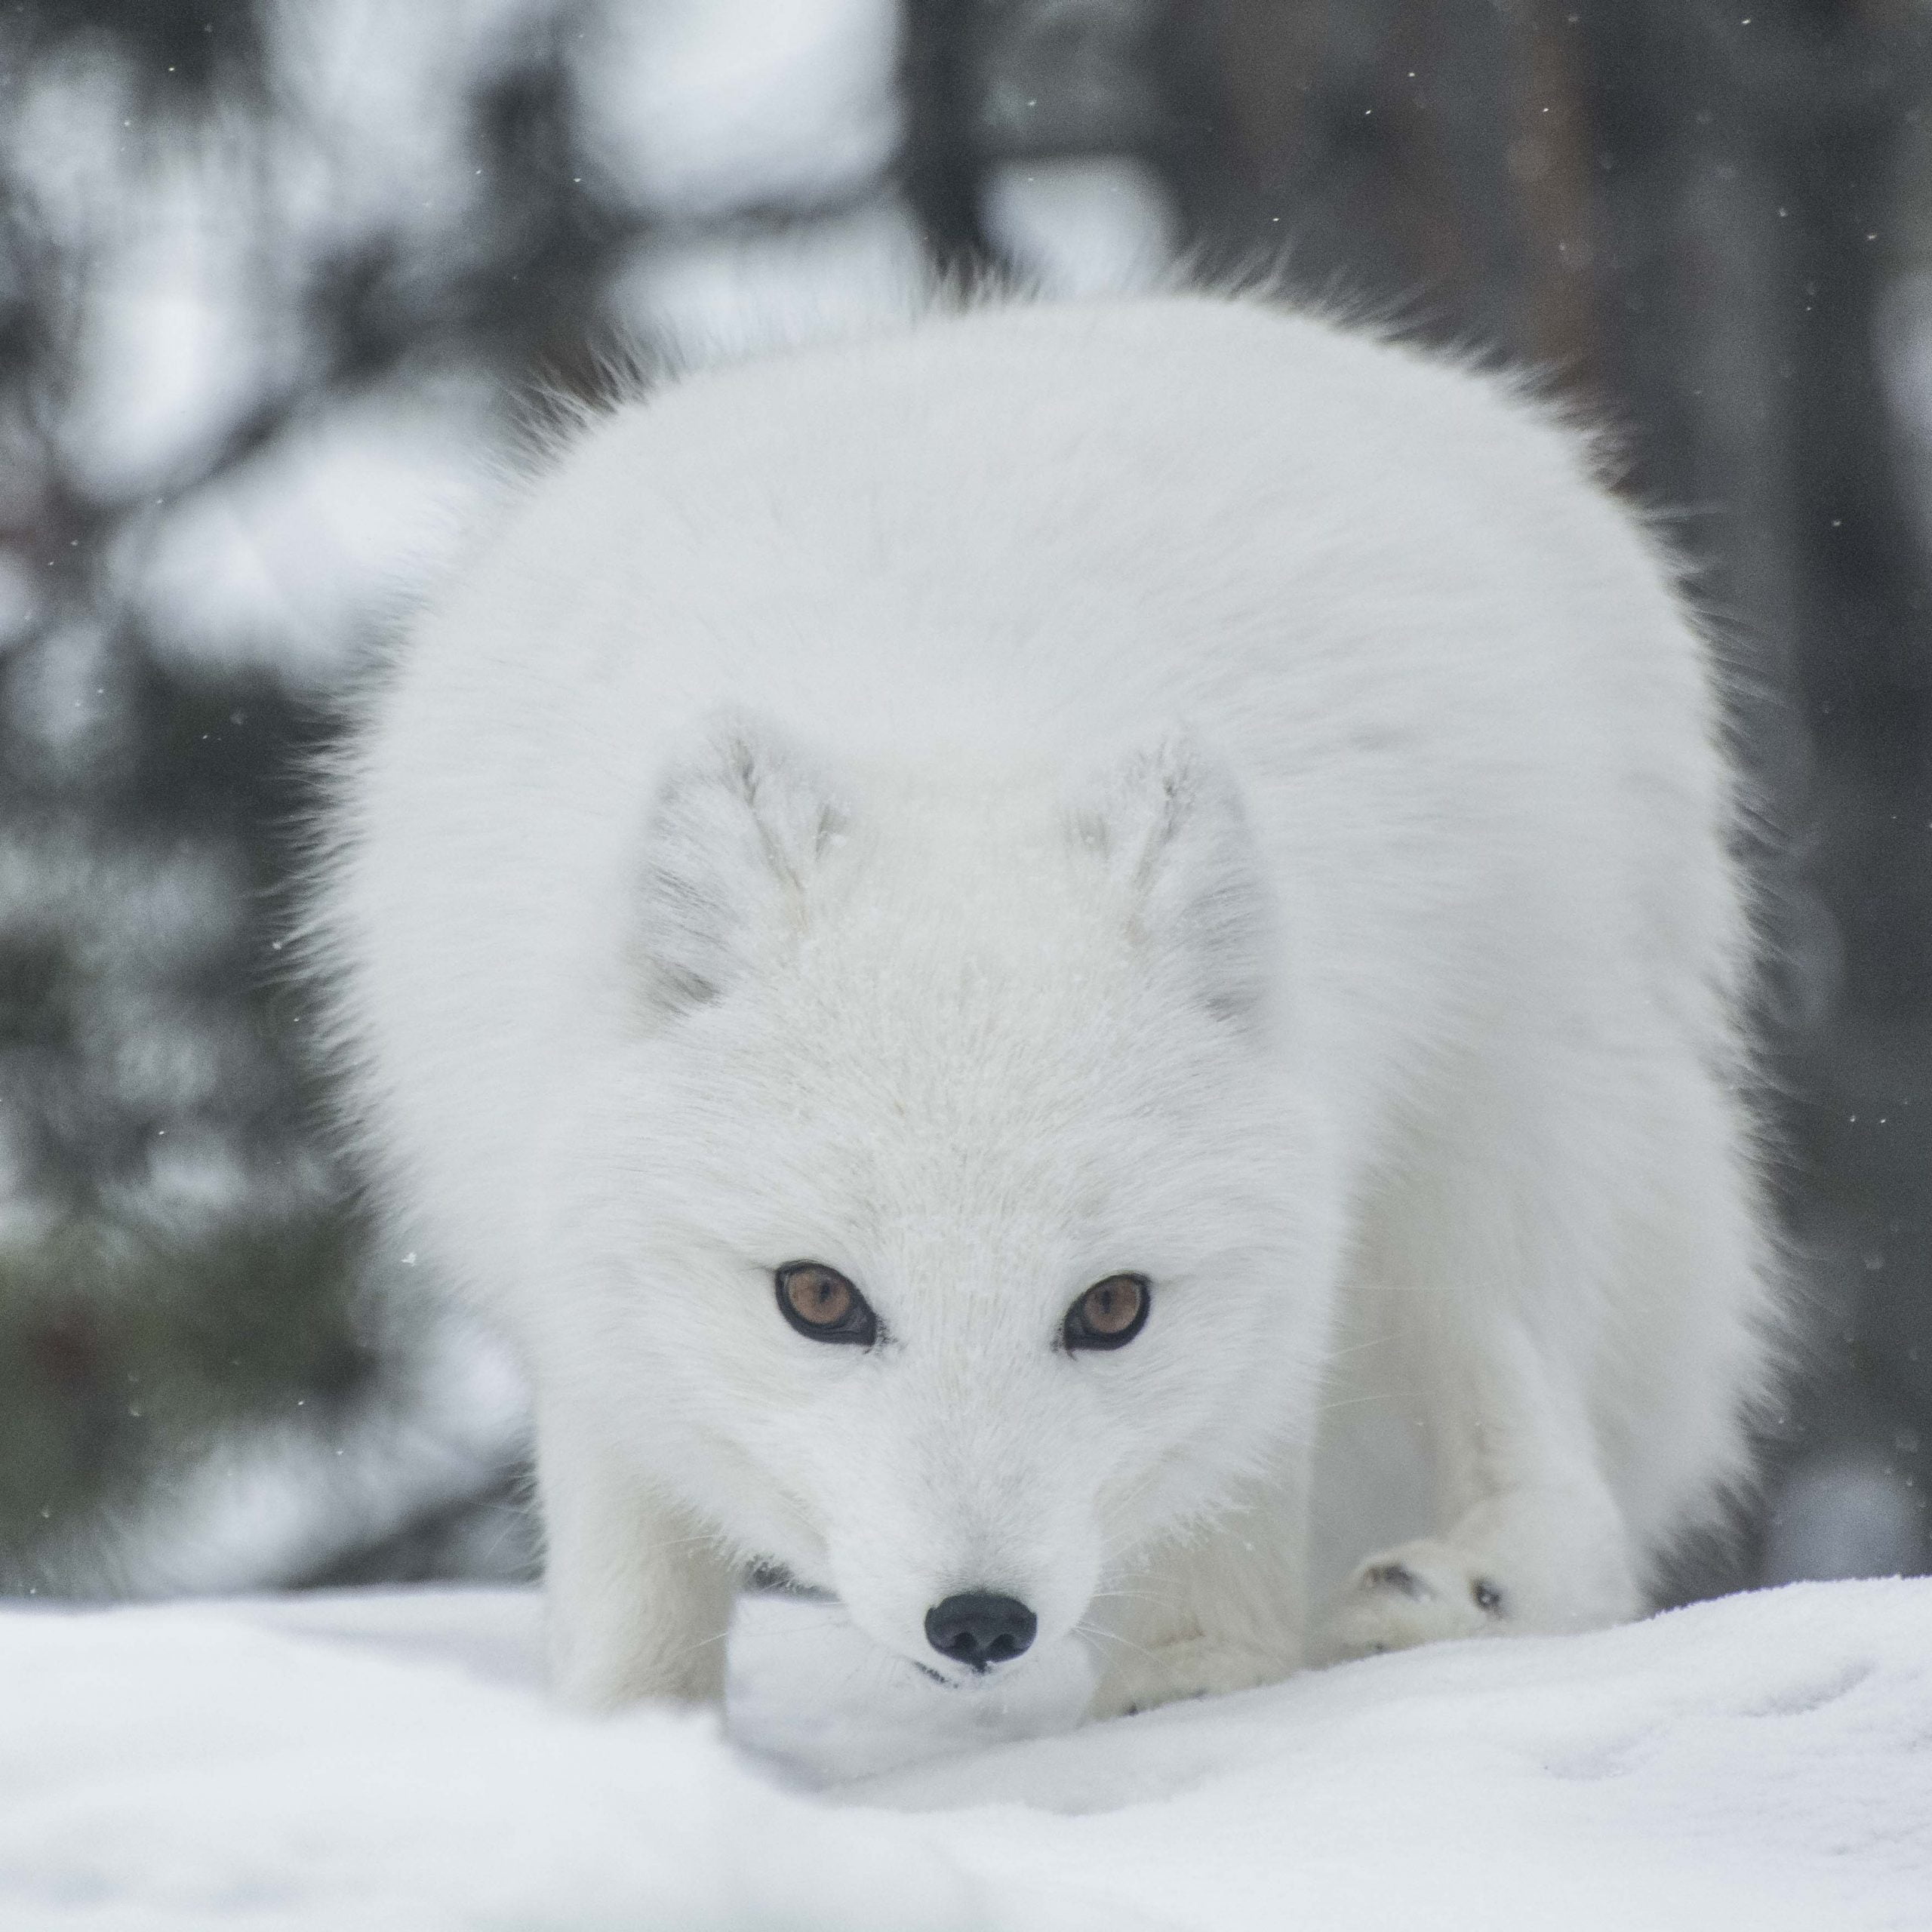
[765, 925, 1177, 1155]
[697, 977, 1225, 1274]
[725, 993, 1144, 1200]
[750, 799, 1151, 1066]
[824, 758, 1116, 937]
[716, 794, 1237, 1189]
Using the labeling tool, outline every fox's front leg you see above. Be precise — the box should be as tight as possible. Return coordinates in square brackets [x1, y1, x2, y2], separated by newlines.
[1315, 1312, 1639, 1663]
[537, 1408, 737, 1709]
[1086, 1465, 1309, 1719]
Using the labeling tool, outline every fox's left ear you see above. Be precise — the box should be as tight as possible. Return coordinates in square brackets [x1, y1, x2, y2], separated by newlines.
[1069, 734, 1271, 1025]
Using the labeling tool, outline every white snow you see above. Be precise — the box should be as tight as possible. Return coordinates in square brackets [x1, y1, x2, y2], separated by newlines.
[983, 158, 1178, 297]
[577, 0, 900, 218]
[2, 1578, 1927, 1929]
[128, 381, 509, 685]
[611, 203, 931, 366]
[57, 146, 287, 505]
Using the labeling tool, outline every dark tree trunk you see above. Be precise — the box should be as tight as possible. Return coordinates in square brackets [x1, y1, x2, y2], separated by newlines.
[898, 0, 1007, 281]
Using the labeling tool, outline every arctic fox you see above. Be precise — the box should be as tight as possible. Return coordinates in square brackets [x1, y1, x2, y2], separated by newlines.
[319, 294, 1775, 1718]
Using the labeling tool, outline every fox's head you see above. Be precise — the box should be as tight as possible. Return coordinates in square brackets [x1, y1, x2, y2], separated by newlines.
[546, 712, 1337, 1687]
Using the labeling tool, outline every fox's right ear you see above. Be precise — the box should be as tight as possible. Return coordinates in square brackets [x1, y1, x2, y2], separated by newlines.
[630, 712, 847, 1020]
[1070, 732, 1271, 1027]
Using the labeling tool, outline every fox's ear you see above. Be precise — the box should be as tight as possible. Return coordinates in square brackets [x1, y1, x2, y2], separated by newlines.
[1070, 734, 1271, 1026]
[632, 712, 847, 1018]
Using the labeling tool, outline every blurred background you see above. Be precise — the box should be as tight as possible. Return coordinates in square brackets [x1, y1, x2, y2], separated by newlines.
[0, 0, 1927, 1604]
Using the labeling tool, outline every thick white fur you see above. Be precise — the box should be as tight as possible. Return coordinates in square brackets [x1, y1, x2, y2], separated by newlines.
[317, 294, 1775, 1718]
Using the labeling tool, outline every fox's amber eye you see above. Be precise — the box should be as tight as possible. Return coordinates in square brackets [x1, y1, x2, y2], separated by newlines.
[1063, 1273, 1151, 1351]
[776, 1263, 878, 1346]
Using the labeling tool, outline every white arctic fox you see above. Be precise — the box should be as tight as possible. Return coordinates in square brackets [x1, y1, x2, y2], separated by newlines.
[319, 294, 1776, 1718]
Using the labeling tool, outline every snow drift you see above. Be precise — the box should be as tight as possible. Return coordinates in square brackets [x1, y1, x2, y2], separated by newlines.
[1, 1578, 1927, 1930]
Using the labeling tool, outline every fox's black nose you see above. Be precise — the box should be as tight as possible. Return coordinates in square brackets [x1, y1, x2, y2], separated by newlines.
[924, 1591, 1038, 1671]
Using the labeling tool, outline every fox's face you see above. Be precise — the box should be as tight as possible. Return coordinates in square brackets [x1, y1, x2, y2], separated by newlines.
[557, 715, 1335, 1685]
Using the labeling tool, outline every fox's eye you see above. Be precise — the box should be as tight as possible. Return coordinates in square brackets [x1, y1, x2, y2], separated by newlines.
[1063, 1273, 1151, 1351]
[776, 1263, 878, 1346]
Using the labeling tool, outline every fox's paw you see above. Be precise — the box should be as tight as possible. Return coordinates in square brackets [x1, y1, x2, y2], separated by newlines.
[1316, 1537, 1511, 1663]
[1087, 1636, 1295, 1721]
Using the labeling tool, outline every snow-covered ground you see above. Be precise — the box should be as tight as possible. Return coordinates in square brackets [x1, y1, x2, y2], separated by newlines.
[2, 1578, 1927, 1930]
